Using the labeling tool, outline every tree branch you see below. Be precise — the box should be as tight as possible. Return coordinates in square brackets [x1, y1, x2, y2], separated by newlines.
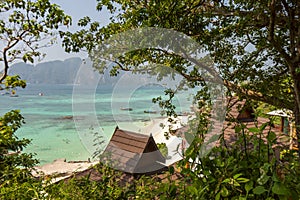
[0, 31, 27, 83]
[281, 0, 296, 58]
[268, 0, 276, 42]
[112, 55, 293, 110]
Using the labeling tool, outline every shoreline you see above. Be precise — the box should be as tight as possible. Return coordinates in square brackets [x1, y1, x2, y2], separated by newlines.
[33, 114, 193, 177]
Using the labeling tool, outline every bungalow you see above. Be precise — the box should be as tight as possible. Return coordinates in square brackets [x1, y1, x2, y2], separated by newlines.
[175, 97, 289, 157]
[100, 127, 167, 175]
[47, 97, 291, 184]
[221, 97, 290, 152]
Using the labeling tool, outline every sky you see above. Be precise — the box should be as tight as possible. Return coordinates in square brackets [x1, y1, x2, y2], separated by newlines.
[39, 0, 111, 63]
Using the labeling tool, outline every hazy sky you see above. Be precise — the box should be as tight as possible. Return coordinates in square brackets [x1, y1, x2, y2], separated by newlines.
[40, 0, 111, 63]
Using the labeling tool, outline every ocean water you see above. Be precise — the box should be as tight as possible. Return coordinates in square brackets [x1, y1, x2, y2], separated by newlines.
[0, 84, 193, 165]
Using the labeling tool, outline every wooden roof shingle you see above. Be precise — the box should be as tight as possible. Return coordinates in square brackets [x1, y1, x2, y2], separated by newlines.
[101, 127, 167, 174]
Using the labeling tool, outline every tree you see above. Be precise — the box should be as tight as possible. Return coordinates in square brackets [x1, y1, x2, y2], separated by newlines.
[0, 0, 71, 195]
[0, 110, 37, 182]
[61, 0, 300, 153]
[0, 0, 71, 90]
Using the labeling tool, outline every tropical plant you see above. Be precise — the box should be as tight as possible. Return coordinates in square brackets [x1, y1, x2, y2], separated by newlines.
[61, 0, 300, 155]
[0, 0, 71, 90]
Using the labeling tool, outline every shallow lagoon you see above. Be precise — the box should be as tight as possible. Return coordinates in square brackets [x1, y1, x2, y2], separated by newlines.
[1, 84, 192, 165]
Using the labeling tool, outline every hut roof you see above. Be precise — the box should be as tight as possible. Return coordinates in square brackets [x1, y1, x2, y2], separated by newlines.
[101, 127, 167, 175]
[222, 97, 287, 147]
[226, 97, 255, 122]
[175, 97, 287, 149]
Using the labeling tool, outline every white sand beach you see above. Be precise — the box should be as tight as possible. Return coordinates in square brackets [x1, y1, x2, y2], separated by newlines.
[32, 158, 98, 183]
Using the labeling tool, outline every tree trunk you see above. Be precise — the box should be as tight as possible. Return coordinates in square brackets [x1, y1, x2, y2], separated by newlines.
[295, 107, 300, 157]
[291, 62, 300, 157]
[293, 84, 300, 157]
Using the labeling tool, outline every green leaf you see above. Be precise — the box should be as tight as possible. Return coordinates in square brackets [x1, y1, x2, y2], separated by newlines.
[169, 166, 174, 174]
[272, 173, 281, 182]
[233, 173, 243, 179]
[271, 182, 290, 195]
[215, 192, 221, 200]
[222, 178, 230, 183]
[261, 163, 271, 173]
[233, 179, 241, 187]
[267, 131, 277, 143]
[237, 177, 250, 183]
[245, 181, 253, 192]
[253, 186, 267, 195]
[168, 184, 177, 197]
[259, 122, 268, 132]
[248, 127, 260, 133]
[27, 55, 34, 63]
[235, 126, 242, 133]
[186, 186, 198, 195]
[220, 186, 229, 197]
[257, 174, 270, 185]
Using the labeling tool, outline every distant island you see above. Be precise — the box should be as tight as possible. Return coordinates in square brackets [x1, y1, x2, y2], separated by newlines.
[9, 57, 121, 85]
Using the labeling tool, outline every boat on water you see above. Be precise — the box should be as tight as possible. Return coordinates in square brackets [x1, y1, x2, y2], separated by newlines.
[120, 107, 133, 111]
[144, 110, 157, 114]
[10, 90, 18, 97]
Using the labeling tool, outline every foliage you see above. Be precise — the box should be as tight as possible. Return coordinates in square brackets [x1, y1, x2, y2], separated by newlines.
[46, 163, 130, 199]
[0, 110, 37, 175]
[0, 178, 45, 199]
[177, 117, 300, 199]
[255, 102, 283, 125]
[62, 0, 299, 107]
[0, 110, 41, 198]
[3, 75, 26, 90]
[157, 142, 168, 158]
[0, 0, 72, 89]
[61, 0, 300, 152]
[45, 162, 193, 199]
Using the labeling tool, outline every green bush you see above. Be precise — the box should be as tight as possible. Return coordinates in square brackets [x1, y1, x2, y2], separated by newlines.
[177, 121, 300, 199]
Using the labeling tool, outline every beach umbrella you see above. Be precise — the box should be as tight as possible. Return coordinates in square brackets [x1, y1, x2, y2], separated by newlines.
[267, 110, 292, 118]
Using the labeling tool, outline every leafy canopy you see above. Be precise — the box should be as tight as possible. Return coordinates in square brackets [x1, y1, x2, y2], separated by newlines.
[62, 0, 299, 111]
[0, 0, 72, 89]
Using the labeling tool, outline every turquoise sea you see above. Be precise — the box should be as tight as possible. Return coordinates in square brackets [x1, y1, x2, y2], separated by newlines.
[0, 84, 192, 165]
